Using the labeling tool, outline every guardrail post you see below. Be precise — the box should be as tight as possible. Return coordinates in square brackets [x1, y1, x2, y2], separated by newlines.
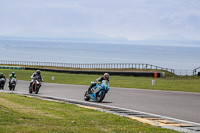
[193, 69, 196, 76]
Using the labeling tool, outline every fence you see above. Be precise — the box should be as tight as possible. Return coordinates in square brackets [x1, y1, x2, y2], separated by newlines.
[0, 60, 175, 73]
[193, 67, 200, 76]
[174, 69, 194, 76]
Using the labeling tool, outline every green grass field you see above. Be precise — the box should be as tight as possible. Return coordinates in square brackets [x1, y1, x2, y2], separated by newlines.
[0, 69, 200, 93]
[0, 93, 178, 133]
[0, 68, 191, 132]
[1, 68, 200, 93]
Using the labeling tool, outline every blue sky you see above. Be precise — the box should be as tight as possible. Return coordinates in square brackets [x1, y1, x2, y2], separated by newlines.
[0, 0, 200, 40]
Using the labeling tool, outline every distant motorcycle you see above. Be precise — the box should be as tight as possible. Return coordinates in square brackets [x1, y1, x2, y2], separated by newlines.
[9, 78, 17, 91]
[0, 78, 6, 89]
[29, 78, 42, 94]
[84, 80, 110, 102]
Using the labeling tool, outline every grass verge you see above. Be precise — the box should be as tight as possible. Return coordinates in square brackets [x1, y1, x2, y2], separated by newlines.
[1, 69, 200, 93]
[0, 93, 178, 133]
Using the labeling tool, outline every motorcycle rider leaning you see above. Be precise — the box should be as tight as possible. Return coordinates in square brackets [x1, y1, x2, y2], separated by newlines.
[88, 73, 110, 94]
[29, 70, 43, 88]
[9, 72, 17, 86]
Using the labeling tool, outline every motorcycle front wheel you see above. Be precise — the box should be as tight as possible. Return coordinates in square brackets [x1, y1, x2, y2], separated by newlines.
[12, 85, 15, 91]
[84, 91, 90, 101]
[35, 86, 40, 94]
[0, 84, 4, 89]
[9, 86, 12, 91]
[96, 90, 106, 102]
[29, 87, 33, 94]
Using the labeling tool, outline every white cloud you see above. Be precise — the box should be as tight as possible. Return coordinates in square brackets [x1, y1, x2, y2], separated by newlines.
[0, 0, 200, 40]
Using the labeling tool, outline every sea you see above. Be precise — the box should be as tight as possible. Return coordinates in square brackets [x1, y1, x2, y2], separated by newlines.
[0, 39, 200, 75]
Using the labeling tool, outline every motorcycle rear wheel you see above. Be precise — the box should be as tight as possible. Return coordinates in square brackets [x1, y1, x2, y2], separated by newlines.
[84, 91, 90, 101]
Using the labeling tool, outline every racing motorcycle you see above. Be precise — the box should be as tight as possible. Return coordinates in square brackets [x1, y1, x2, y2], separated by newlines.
[0, 78, 6, 89]
[84, 80, 110, 102]
[29, 78, 42, 94]
[9, 78, 17, 91]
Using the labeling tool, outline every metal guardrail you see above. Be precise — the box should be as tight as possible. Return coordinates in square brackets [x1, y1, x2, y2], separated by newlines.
[193, 67, 200, 76]
[0, 60, 198, 76]
[0, 60, 175, 73]
[174, 69, 194, 76]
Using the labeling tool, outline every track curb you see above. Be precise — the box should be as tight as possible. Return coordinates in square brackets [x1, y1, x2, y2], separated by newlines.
[1, 91, 200, 132]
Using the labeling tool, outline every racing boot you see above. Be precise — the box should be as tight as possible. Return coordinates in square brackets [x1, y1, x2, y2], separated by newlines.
[29, 82, 32, 89]
[88, 87, 93, 94]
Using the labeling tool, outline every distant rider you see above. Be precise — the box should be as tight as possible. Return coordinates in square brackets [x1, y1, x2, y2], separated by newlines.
[88, 73, 110, 94]
[9, 72, 17, 86]
[0, 73, 6, 80]
[0, 73, 6, 88]
[29, 70, 43, 88]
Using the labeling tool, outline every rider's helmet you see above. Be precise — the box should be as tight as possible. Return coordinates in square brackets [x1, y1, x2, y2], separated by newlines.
[0, 73, 3, 76]
[12, 72, 15, 76]
[103, 73, 109, 80]
[36, 70, 41, 75]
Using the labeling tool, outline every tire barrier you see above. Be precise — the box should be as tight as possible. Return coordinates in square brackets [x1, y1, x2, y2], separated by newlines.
[0, 66, 24, 70]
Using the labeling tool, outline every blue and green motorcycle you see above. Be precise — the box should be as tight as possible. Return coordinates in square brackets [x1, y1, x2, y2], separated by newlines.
[84, 80, 110, 102]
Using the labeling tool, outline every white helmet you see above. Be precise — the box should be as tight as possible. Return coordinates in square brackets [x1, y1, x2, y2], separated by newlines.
[104, 73, 109, 80]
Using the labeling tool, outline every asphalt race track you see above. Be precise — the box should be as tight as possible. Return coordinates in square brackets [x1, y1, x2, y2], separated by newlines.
[1, 80, 200, 124]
